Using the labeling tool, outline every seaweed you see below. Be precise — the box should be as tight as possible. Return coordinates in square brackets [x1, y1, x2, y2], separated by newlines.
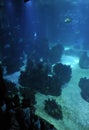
[44, 98, 63, 120]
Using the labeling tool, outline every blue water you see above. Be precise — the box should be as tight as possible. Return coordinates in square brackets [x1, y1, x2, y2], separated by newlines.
[1, 0, 89, 129]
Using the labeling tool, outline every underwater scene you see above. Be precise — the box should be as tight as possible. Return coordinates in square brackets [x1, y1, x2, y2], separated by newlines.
[1, 0, 89, 130]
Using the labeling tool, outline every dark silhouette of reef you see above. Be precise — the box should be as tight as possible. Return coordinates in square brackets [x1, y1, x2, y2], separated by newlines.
[53, 63, 72, 86]
[1, 28, 24, 74]
[34, 38, 49, 62]
[79, 52, 89, 69]
[27, 39, 64, 64]
[19, 59, 72, 96]
[0, 64, 56, 130]
[0, 64, 6, 100]
[49, 44, 64, 64]
[19, 87, 36, 109]
[44, 98, 63, 120]
[78, 77, 89, 102]
[1, 35, 64, 74]
[4, 79, 18, 97]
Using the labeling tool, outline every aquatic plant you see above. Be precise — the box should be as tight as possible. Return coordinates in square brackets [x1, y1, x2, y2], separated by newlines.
[44, 98, 63, 120]
[78, 77, 89, 102]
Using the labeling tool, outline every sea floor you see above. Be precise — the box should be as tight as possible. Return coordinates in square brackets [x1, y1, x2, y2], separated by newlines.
[4, 54, 89, 130]
[35, 54, 89, 130]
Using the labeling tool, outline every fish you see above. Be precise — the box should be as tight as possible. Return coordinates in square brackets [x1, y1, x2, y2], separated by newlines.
[64, 17, 72, 23]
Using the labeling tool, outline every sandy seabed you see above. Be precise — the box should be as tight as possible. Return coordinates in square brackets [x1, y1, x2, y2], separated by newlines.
[4, 54, 89, 130]
[35, 55, 89, 130]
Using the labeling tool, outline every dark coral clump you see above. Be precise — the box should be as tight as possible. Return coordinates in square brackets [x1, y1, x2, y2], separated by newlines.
[4, 79, 18, 96]
[53, 63, 72, 85]
[19, 87, 36, 107]
[25, 39, 64, 64]
[79, 52, 89, 69]
[19, 60, 50, 92]
[19, 59, 72, 96]
[49, 44, 64, 64]
[1, 28, 24, 74]
[44, 75, 62, 96]
[78, 77, 89, 102]
[44, 98, 63, 120]
[19, 60, 62, 96]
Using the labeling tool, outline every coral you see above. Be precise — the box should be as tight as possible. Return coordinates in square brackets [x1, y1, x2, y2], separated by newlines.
[44, 98, 63, 120]
[28, 38, 49, 62]
[43, 75, 62, 96]
[1, 25, 24, 74]
[19, 87, 36, 107]
[79, 52, 89, 69]
[78, 77, 89, 102]
[53, 63, 72, 85]
[19, 60, 71, 96]
[19, 60, 46, 89]
[49, 44, 64, 64]
[19, 60, 62, 96]
[4, 58, 22, 74]
[4, 79, 18, 96]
